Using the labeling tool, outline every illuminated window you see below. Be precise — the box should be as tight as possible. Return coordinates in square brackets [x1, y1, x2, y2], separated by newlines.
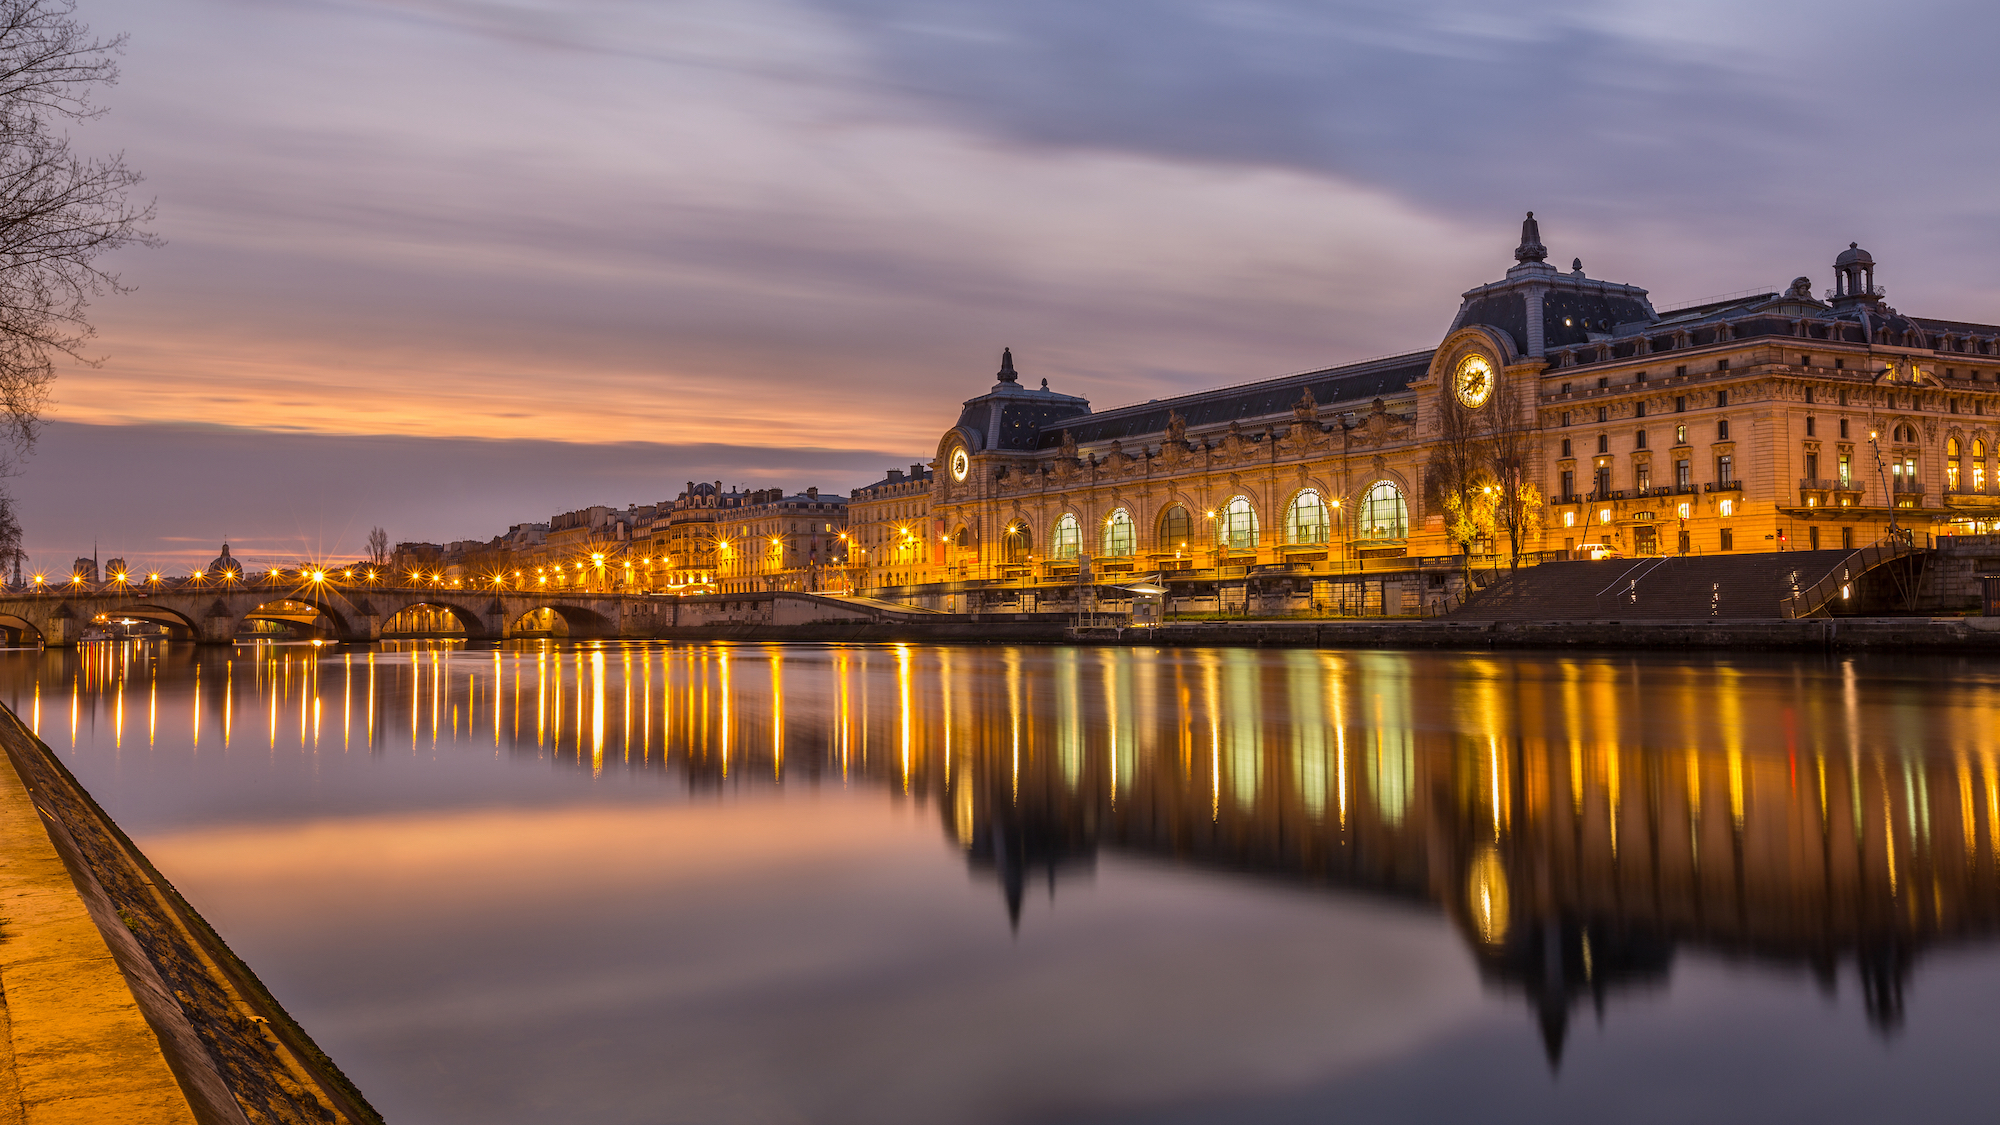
[1563, 510, 1576, 528]
[1003, 522, 1033, 564]
[1677, 502, 1691, 520]
[1949, 437, 1962, 491]
[1102, 508, 1135, 556]
[1598, 508, 1612, 524]
[1159, 505, 1192, 551]
[1976, 441, 1987, 492]
[1284, 489, 1329, 545]
[1052, 514, 1080, 559]
[1358, 481, 1408, 541]
[1719, 499, 1734, 517]
[1217, 495, 1261, 550]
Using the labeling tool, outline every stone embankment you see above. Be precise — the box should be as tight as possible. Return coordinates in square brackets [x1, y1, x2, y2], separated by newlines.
[1064, 616, 2000, 652]
[0, 707, 380, 1125]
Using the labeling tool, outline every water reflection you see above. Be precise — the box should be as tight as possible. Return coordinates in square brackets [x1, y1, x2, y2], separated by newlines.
[12, 638, 2000, 1068]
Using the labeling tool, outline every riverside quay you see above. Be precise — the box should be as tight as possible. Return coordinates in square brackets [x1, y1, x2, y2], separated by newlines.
[844, 215, 2000, 614]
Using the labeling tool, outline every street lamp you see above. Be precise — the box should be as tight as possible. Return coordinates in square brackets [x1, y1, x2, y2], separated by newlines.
[1868, 427, 1903, 541]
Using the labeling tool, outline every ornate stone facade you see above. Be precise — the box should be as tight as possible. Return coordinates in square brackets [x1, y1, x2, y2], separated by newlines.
[870, 219, 2000, 608]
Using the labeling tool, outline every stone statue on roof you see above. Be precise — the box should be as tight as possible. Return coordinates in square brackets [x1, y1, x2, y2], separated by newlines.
[1293, 386, 1319, 426]
[1059, 429, 1078, 460]
[1165, 409, 1186, 444]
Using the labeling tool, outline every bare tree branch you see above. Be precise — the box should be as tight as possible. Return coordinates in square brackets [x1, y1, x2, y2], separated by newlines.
[0, 1, 158, 569]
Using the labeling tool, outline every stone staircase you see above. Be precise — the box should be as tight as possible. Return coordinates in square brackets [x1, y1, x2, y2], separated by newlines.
[1453, 550, 1880, 621]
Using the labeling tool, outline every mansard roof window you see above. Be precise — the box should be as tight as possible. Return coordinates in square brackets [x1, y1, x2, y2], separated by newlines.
[1675, 365, 1687, 377]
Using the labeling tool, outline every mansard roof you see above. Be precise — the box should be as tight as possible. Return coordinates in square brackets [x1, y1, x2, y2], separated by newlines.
[1031, 351, 1432, 449]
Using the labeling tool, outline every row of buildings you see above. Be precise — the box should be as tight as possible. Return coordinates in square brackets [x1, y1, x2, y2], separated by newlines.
[401, 217, 2000, 607]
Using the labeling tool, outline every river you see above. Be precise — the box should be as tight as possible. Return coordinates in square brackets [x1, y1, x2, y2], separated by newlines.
[9, 640, 2000, 1124]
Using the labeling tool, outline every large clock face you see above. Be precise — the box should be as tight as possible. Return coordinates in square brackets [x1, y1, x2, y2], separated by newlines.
[1454, 354, 1495, 409]
[949, 447, 969, 481]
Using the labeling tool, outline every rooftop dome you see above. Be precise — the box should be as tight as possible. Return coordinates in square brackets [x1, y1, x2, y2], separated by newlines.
[206, 543, 241, 578]
[1835, 242, 1874, 268]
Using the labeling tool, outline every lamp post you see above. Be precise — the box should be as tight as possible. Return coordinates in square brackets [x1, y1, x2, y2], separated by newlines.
[1869, 427, 1903, 542]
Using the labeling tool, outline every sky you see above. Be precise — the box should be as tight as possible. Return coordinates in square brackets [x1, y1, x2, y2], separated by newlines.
[18, 0, 2000, 570]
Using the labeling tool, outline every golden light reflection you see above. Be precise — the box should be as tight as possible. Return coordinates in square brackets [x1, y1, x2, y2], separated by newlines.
[1468, 846, 1510, 946]
[19, 638, 2000, 1049]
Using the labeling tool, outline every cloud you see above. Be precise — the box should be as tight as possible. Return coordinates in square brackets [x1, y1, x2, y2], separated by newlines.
[35, 0, 1998, 559]
[12, 420, 900, 568]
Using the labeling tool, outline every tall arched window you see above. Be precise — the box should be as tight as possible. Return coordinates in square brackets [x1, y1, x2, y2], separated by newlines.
[1052, 513, 1080, 559]
[1158, 505, 1192, 553]
[1284, 489, 1328, 545]
[1216, 495, 1259, 551]
[1002, 520, 1032, 563]
[1102, 508, 1135, 556]
[1977, 440, 1988, 493]
[1949, 437, 1963, 492]
[1359, 481, 1408, 540]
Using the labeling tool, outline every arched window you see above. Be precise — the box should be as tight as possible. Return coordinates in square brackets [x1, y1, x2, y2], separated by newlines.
[1284, 489, 1328, 545]
[1216, 495, 1259, 551]
[1159, 505, 1192, 553]
[1052, 514, 1080, 559]
[1976, 440, 1988, 493]
[1102, 509, 1135, 556]
[1359, 481, 1408, 540]
[1950, 437, 1963, 492]
[1002, 520, 1032, 563]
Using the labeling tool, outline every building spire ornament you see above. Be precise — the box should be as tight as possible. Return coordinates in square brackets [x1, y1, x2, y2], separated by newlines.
[996, 347, 1018, 383]
[1515, 211, 1547, 263]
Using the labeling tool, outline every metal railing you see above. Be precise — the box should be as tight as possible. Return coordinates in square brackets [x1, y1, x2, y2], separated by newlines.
[1781, 534, 1916, 619]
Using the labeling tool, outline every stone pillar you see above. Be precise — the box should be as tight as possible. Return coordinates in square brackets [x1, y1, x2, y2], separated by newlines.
[40, 606, 73, 648]
[194, 615, 238, 645]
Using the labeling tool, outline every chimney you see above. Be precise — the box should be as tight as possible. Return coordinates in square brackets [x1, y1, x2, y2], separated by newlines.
[806, 487, 818, 499]
[887, 469, 904, 482]
[911, 463, 925, 478]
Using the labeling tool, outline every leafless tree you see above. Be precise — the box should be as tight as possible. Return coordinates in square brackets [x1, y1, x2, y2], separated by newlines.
[1424, 387, 1490, 581]
[0, 1, 158, 567]
[1488, 381, 1544, 576]
[366, 526, 388, 566]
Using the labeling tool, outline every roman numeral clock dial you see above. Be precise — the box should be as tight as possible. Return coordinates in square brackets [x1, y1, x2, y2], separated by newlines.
[1454, 354, 1494, 409]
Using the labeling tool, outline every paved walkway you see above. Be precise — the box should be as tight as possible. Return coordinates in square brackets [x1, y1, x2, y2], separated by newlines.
[0, 734, 198, 1125]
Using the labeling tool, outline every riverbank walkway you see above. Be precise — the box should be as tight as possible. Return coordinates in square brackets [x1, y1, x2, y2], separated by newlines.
[0, 708, 379, 1125]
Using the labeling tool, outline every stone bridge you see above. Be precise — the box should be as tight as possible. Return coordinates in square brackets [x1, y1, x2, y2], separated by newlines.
[0, 584, 647, 646]
[0, 585, 951, 646]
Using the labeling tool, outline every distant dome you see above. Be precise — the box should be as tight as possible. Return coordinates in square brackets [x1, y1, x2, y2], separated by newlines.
[1835, 241, 1874, 268]
[206, 543, 241, 578]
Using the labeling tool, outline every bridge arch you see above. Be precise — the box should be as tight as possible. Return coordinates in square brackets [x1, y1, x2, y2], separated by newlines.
[507, 602, 616, 639]
[97, 605, 200, 641]
[0, 613, 42, 645]
[379, 600, 486, 637]
[240, 598, 351, 640]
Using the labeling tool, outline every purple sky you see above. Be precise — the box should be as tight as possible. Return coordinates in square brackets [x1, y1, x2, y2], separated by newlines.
[22, 0, 2000, 571]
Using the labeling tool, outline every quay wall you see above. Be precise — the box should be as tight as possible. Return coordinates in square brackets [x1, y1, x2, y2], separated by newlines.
[632, 610, 2000, 653]
[1065, 616, 2000, 652]
[0, 707, 381, 1125]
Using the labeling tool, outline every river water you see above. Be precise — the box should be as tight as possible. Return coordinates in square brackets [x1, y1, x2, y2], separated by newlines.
[8, 640, 2000, 1124]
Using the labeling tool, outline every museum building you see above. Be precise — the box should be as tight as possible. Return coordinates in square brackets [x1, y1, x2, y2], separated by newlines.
[871, 215, 2000, 612]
